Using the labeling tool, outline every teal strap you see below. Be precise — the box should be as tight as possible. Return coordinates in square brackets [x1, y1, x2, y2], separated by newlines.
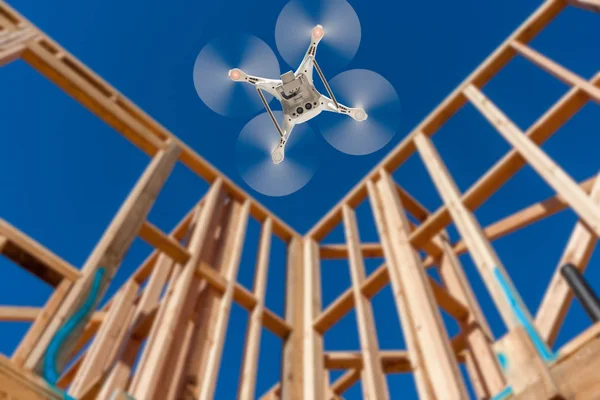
[493, 267, 556, 363]
[492, 386, 513, 400]
[44, 268, 106, 385]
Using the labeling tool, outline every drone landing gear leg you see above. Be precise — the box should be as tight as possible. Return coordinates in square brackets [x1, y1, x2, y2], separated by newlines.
[271, 119, 295, 164]
[229, 68, 281, 98]
[320, 95, 368, 122]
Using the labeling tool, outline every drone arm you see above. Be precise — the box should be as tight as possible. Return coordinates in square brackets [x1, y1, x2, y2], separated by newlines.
[229, 68, 281, 99]
[312, 54, 367, 121]
[271, 118, 296, 164]
[320, 94, 368, 121]
[254, 79, 282, 99]
[295, 25, 325, 83]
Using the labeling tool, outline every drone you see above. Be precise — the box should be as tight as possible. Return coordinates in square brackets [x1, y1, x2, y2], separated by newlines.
[227, 25, 368, 165]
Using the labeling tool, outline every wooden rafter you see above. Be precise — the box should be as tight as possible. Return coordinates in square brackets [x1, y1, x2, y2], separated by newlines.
[2, 0, 600, 399]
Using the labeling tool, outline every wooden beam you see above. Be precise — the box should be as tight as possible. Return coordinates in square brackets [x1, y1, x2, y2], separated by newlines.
[536, 174, 600, 346]
[313, 260, 468, 335]
[307, 0, 565, 242]
[410, 70, 600, 251]
[429, 278, 470, 321]
[138, 221, 190, 265]
[259, 383, 282, 400]
[494, 327, 560, 397]
[126, 253, 185, 395]
[0, 307, 52, 322]
[0, 1, 299, 243]
[0, 306, 104, 324]
[238, 219, 273, 400]
[131, 202, 198, 284]
[396, 183, 431, 222]
[69, 280, 138, 397]
[437, 239, 505, 398]
[557, 322, 600, 361]
[281, 237, 305, 400]
[302, 238, 326, 400]
[96, 252, 174, 396]
[25, 140, 181, 373]
[511, 41, 600, 104]
[330, 369, 361, 396]
[195, 262, 291, 339]
[449, 175, 597, 258]
[0, 26, 37, 66]
[198, 200, 250, 400]
[319, 243, 384, 260]
[342, 205, 390, 400]
[375, 172, 467, 399]
[464, 84, 600, 238]
[0, 219, 80, 286]
[0, 355, 63, 400]
[324, 350, 411, 373]
[567, 0, 600, 12]
[129, 179, 223, 398]
[414, 133, 553, 364]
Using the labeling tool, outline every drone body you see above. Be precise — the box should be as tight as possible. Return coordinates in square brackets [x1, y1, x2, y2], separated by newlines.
[228, 25, 367, 164]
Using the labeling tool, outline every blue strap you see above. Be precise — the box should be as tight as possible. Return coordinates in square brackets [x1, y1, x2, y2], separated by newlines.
[491, 386, 513, 400]
[493, 267, 556, 363]
[44, 268, 106, 385]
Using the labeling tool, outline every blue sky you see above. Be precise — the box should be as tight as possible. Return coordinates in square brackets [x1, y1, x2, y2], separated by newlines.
[1, 0, 600, 398]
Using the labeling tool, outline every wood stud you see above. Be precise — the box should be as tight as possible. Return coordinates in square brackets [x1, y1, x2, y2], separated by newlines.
[2, 0, 600, 399]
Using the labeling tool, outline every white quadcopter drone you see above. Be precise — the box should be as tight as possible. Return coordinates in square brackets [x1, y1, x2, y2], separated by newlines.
[227, 25, 368, 165]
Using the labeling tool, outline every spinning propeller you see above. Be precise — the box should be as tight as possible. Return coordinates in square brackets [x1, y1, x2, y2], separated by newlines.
[193, 34, 280, 117]
[316, 69, 401, 155]
[236, 112, 321, 197]
[275, 0, 361, 73]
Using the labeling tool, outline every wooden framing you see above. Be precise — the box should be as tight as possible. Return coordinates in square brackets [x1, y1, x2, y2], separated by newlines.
[342, 205, 389, 400]
[2, 0, 600, 399]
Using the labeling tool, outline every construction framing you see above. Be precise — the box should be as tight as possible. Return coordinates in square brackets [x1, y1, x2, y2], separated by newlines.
[1, 0, 600, 398]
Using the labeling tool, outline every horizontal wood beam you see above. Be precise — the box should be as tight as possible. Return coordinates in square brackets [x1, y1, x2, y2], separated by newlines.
[319, 243, 384, 259]
[447, 175, 597, 258]
[132, 203, 198, 284]
[324, 350, 411, 373]
[195, 263, 291, 339]
[0, 307, 104, 324]
[0, 219, 81, 286]
[314, 263, 468, 333]
[138, 221, 190, 264]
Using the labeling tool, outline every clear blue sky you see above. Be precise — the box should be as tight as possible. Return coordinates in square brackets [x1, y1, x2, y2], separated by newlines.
[1, 0, 600, 398]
